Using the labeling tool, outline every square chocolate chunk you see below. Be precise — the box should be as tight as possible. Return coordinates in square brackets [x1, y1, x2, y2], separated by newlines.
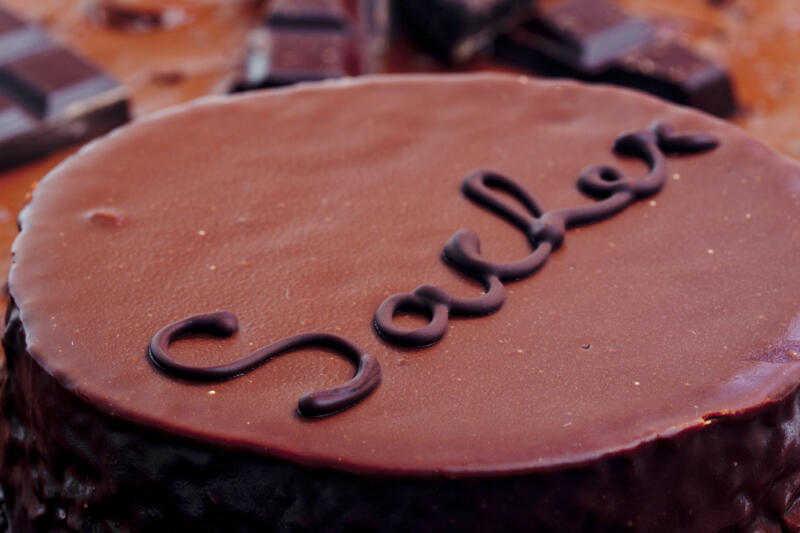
[267, 0, 351, 31]
[0, 6, 129, 169]
[235, 28, 352, 90]
[395, 0, 534, 63]
[522, 0, 653, 72]
[270, 32, 352, 81]
[493, 0, 738, 117]
[0, 6, 50, 65]
[346, 0, 390, 73]
[0, 93, 36, 144]
[0, 47, 119, 119]
[233, 0, 358, 91]
[606, 39, 737, 118]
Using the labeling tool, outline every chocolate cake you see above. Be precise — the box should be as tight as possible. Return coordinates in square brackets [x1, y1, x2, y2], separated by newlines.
[2, 73, 800, 532]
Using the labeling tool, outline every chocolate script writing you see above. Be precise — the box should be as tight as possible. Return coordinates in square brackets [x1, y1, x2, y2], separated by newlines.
[148, 122, 718, 417]
[148, 311, 381, 417]
[374, 122, 719, 346]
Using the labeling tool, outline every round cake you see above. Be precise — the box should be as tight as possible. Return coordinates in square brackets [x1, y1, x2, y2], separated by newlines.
[3, 73, 800, 532]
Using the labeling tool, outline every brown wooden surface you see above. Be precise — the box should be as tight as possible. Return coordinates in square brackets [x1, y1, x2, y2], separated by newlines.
[0, 0, 798, 284]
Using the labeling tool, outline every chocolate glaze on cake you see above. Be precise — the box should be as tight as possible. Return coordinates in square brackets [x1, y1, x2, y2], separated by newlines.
[148, 310, 382, 417]
[374, 125, 719, 347]
[3, 74, 800, 531]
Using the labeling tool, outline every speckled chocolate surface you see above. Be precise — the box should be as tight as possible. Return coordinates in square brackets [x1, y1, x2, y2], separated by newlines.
[2, 1, 800, 531]
[0, 0, 799, 282]
[2, 74, 800, 530]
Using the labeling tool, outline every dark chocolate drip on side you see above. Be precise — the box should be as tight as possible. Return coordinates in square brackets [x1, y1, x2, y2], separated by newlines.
[148, 311, 381, 418]
[374, 122, 719, 347]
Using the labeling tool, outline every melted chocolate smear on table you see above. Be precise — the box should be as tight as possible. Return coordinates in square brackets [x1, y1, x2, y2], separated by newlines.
[150, 123, 717, 417]
[493, 0, 738, 117]
[232, 0, 388, 92]
[0, 5, 129, 170]
[375, 123, 719, 347]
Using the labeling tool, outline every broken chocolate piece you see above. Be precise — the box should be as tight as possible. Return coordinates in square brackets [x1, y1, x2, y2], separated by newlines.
[346, 0, 390, 73]
[493, 0, 738, 117]
[604, 39, 738, 118]
[233, 0, 358, 92]
[347, 0, 390, 39]
[0, 94, 35, 144]
[232, 0, 391, 92]
[518, 0, 653, 72]
[0, 48, 119, 119]
[90, 2, 161, 32]
[266, 0, 350, 31]
[86, 0, 188, 33]
[394, 0, 534, 63]
[235, 28, 352, 90]
[0, 6, 129, 169]
[0, 7, 50, 65]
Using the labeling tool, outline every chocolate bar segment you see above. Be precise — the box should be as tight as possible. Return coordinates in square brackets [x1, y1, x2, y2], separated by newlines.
[232, 0, 391, 92]
[0, 7, 50, 65]
[87, 1, 188, 33]
[235, 28, 352, 90]
[0, 6, 129, 169]
[395, 0, 534, 63]
[266, 0, 351, 31]
[347, 0, 390, 38]
[233, 0, 359, 91]
[0, 47, 119, 119]
[346, 0, 390, 73]
[0, 94, 36, 144]
[520, 0, 653, 72]
[605, 39, 737, 118]
[493, 0, 738, 117]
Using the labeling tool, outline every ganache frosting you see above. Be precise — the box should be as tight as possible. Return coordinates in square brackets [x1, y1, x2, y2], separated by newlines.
[149, 121, 718, 416]
[7, 75, 800, 475]
[375, 123, 719, 347]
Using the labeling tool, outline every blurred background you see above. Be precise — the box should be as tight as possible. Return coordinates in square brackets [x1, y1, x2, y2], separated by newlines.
[0, 0, 798, 284]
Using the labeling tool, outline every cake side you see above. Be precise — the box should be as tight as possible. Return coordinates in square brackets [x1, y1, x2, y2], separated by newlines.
[3, 299, 800, 532]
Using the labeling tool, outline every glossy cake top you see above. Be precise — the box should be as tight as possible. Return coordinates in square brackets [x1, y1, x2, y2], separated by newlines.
[10, 74, 800, 476]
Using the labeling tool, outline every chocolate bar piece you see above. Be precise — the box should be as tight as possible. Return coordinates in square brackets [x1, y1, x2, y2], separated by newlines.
[267, 0, 350, 30]
[395, 0, 534, 63]
[88, 1, 189, 33]
[89, 1, 163, 32]
[345, 0, 390, 74]
[493, 0, 738, 117]
[604, 39, 737, 118]
[235, 28, 353, 90]
[0, 94, 36, 144]
[0, 48, 120, 119]
[233, 0, 363, 92]
[517, 0, 653, 72]
[0, 8, 50, 65]
[0, 6, 129, 169]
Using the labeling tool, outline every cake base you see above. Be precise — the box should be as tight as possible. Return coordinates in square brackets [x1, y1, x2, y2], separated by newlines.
[3, 300, 800, 532]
